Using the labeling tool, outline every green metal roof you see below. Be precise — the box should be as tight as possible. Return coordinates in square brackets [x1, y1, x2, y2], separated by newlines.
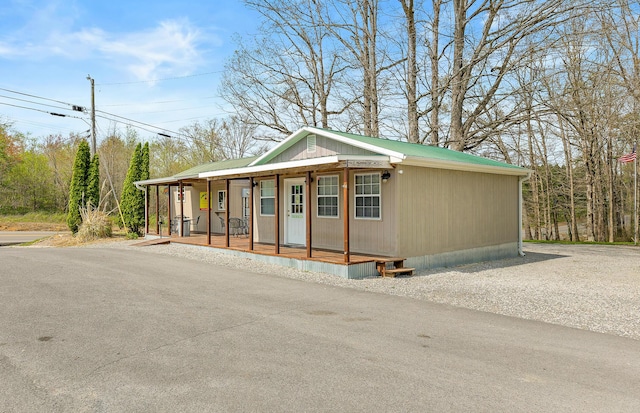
[143, 128, 525, 185]
[316, 128, 524, 170]
[173, 156, 258, 179]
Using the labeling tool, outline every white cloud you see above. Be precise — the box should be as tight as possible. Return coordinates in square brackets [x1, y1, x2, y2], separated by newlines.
[96, 20, 204, 80]
[1, 16, 217, 81]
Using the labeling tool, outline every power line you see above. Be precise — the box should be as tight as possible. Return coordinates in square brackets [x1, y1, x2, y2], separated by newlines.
[0, 87, 81, 109]
[0, 102, 86, 119]
[1, 86, 200, 140]
[96, 109, 182, 135]
[95, 113, 162, 136]
[4, 117, 80, 133]
[0, 94, 76, 113]
[95, 111, 188, 140]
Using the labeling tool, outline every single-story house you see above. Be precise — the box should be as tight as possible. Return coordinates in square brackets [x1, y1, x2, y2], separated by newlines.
[135, 127, 531, 278]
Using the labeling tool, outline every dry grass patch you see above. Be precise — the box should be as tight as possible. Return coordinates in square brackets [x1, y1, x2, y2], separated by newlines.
[77, 207, 112, 242]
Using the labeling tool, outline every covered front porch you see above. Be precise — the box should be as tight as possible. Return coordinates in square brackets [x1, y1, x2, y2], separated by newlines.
[138, 155, 397, 278]
[140, 232, 382, 279]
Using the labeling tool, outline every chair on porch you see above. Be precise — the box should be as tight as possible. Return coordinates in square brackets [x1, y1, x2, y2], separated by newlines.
[229, 218, 243, 237]
[190, 216, 200, 232]
[240, 217, 249, 237]
[218, 216, 225, 233]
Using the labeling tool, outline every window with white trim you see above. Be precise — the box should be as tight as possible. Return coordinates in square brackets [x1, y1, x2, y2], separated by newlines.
[242, 188, 250, 219]
[176, 187, 185, 202]
[217, 190, 226, 210]
[260, 180, 275, 216]
[354, 173, 381, 219]
[317, 175, 339, 218]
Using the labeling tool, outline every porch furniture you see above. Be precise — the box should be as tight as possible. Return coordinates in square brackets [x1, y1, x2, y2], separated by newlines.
[228, 217, 248, 237]
[218, 216, 225, 232]
[190, 216, 201, 232]
[241, 217, 249, 236]
[172, 215, 191, 236]
[374, 258, 414, 277]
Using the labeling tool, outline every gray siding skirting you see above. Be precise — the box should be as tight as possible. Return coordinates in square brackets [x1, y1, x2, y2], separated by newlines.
[143, 236, 518, 279]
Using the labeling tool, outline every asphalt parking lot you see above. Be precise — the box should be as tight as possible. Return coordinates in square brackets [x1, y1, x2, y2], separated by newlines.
[0, 231, 61, 246]
[1, 246, 639, 412]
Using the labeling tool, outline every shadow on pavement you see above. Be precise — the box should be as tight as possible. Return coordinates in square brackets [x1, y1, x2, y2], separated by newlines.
[414, 250, 568, 276]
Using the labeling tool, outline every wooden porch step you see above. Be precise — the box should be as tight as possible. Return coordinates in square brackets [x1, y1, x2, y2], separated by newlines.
[374, 257, 415, 277]
[379, 267, 415, 277]
[133, 238, 172, 247]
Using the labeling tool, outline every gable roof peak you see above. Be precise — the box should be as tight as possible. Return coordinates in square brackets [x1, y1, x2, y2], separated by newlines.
[249, 126, 527, 175]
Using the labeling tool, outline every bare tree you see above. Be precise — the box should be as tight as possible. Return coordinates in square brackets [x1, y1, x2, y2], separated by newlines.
[178, 119, 222, 164]
[448, 0, 579, 151]
[220, 0, 354, 139]
[327, 0, 387, 137]
[602, 0, 640, 241]
[218, 115, 269, 160]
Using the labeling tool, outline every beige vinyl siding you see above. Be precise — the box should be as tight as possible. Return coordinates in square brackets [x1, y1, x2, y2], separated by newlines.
[180, 180, 249, 234]
[310, 170, 398, 256]
[396, 165, 519, 257]
[310, 173, 343, 250]
[254, 178, 275, 243]
[189, 183, 208, 232]
[170, 184, 192, 225]
[270, 135, 377, 163]
[251, 171, 397, 255]
[349, 170, 397, 256]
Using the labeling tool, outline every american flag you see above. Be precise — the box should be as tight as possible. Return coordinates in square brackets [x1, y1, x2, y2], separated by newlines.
[618, 144, 637, 163]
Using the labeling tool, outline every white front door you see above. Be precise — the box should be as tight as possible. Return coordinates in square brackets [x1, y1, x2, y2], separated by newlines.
[285, 178, 306, 245]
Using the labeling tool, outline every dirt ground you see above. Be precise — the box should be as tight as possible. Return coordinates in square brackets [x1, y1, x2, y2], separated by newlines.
[0, 221, 127, 247]
[0, 222, 68, 232]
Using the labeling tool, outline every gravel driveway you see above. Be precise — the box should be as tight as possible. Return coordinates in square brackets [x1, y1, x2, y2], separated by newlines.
[92, 241, 640, 341]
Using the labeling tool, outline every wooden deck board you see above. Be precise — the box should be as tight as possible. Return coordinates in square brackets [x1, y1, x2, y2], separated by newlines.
[147, 231, 377, 266]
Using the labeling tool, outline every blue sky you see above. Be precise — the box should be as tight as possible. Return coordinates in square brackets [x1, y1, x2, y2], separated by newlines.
[0, 0, 260, 141]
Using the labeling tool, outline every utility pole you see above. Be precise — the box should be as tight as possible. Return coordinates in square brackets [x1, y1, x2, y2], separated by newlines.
[86, 75, 96, 156]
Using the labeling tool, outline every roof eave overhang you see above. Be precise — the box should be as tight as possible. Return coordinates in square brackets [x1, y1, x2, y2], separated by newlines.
[172, 175, 200, 183]
[135, 174, 203, 186]
[201, 155, 393, 179]
[134, 177, 178, 186]
[399, 156, 532, 176]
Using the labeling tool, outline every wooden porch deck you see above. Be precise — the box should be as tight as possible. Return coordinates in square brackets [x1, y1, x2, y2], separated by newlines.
[146, 231, 378, 266]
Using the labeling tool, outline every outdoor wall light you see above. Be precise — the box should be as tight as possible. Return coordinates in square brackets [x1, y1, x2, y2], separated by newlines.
[381, 170, 391, 182]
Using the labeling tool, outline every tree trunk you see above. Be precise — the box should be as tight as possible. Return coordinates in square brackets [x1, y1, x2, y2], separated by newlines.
[450, 0, 466, 150]
[400, 0, 418, 143]
[527, 118, 542, 240]
[558, 116, 579, 241]
[429, 0, 442, 146]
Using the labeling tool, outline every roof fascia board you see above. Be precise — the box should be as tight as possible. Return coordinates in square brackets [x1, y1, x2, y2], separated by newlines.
[200, 154, 393, 179]
[400, 156, 531, 176]
[134, 177, 179, 186]
[202, 155, 341, 178]
[172, 174, 199, 180]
